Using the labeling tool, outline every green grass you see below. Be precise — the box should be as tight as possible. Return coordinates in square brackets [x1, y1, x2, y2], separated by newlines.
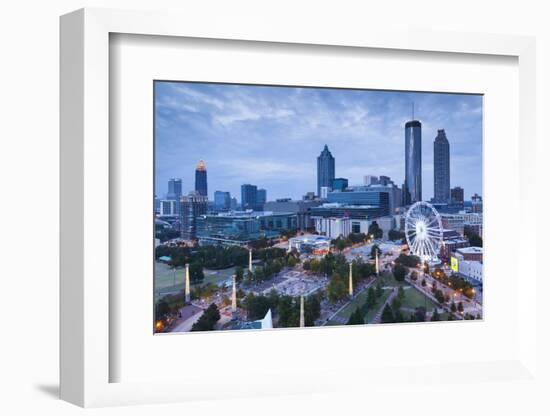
[154, 262, 236, 302]
[399, 286, 439, 311]
[364, 288, 392, 323]
[329, 289, 370, 323]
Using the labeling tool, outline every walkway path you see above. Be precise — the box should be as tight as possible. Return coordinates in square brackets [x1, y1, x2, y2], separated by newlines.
[370, 287, 398, 324]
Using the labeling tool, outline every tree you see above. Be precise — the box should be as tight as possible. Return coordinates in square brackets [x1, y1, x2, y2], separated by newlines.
[434, 289, 445, 304]
[326, 272, 347, 303]
[398, 285, 405, 301]
[191, 303, 220, 331]
[450, 301, 457, 313]
[156, 300, 170, 320]
[370, 244, 381, 259]
[368, 222, 383, 239]
[431, 308, 441, 321]
[410, 271, 418, 281]
[457, 301, 464, 313]
[413, 306, 426, 322]
[393, 264, 407, 282]
[367, 287, 377, 308]
[347, 307, 364, 325]
[235, 266, 244, 283]
[189, 262, 204, 283]
[421, 279, 427, 287]
[388, 229, 405, 241]
[395, 253, 421, 268]
[381, 304, 394, 323]
[375, 282, 383, 298]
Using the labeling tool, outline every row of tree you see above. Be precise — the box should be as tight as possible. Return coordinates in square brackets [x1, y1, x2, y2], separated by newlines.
[191, 303, 221, 331]
[243, 291, 322, 327]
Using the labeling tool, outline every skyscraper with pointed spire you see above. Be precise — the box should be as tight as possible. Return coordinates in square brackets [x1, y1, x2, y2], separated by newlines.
[433, 129, 450, 203]
[195, 160, 208, 197]
[317, 145, 335, 197]
[404, 117, 422, 204]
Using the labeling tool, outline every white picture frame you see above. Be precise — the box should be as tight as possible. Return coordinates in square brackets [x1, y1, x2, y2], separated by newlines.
[60, 7, 538, 408]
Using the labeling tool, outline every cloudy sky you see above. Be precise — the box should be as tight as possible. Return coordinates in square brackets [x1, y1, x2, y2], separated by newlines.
[155, 81, 482, 202]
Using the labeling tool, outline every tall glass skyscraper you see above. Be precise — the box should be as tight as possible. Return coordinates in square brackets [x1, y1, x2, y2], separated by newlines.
[433, 129, 450, 203]
[404, 120, 422, 204]
[241, 184, 258, 210]
[166, 178, 182, 200]
[317, 145, 335, 197]
[195, 160, 208, 198]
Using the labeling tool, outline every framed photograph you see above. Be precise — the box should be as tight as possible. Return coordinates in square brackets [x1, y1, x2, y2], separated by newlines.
[60, 8, 538, 408]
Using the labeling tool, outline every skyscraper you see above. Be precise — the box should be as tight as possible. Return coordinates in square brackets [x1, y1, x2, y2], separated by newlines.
[180, 192, 208, 240]
[195, 160, 208, 198]
[166, 178, 182, 200]
[256, 188, 267, 207]
[433, 129, 450, 203]
[451, 186, 464, 205]
[317, 145, 335, 197]
[241, 184, 258, 210]
[214, 191, 231, 210]
[404, 120, 422, 204]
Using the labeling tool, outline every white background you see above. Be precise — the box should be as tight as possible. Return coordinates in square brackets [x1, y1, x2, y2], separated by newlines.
[1, 0, 549, 415]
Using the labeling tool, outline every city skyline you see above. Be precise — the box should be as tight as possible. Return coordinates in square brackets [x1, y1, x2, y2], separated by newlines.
[155, 81, 482, 202]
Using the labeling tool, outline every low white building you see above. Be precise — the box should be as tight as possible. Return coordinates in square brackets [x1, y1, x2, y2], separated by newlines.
[458, 259, 483, 284]
[314, 217, 351, 239]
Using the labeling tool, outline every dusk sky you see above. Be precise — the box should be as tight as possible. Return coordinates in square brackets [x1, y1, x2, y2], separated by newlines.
[155, 81, 482, 202]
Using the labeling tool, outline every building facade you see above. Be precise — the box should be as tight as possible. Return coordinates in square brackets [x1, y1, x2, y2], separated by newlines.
[332, 177, 349, 191]
[451, 186, 464, 205]
[263, 198, 321, 230]
[194, 160, 208, 197]
[256, 188, 267, 207]
[214, 191, 231, 210]
[166, 178, 182, 200]
[317, 144, 335, 197]
[433, 129, 450, 203]
[159, 199, 178, 217]
[241, 184, 258, 210]
[404, 120, 422, 204]
[180, 192, 208, 240]
[313, 217, 351, 239]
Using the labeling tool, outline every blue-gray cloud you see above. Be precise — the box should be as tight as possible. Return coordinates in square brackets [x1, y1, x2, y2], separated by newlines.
[155, 82, 482, 202]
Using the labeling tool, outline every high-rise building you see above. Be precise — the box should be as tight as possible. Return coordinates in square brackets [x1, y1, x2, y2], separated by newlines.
[471, 193, 483, 213]
[433, 129, 450, 203]
[451, 186, 464, 204]
[332, 177, 348, 191]
[364, 175, 379, 186]
[160, 200, 178, 216]
[167, 178, 182, 200]
[180, 192, 208, 240]
[241, 184, 258, 210]
[194, 160, 208, 198]
[404, 120, 422, 204]
[317, 145, 335, 197]
[256, 189, 267, 208]
[214, 191, 231, 210]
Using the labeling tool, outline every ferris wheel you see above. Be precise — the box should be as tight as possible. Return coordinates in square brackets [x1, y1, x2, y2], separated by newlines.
[404, 201, 443, 263]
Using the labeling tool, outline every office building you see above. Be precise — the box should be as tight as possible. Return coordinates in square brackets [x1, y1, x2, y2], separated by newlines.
[256, 188, 267, 207]
[440, 229, 469, 261]
[160, 200, 178, 217]
[455, 246, 483, 262]
[433, 129, 450, 203]
[303, 191, 317, 201]
[166, 178, 183, 200]
[263, 198, 321, 230]
[317, 144, 335, 197]
[457, 260, 483, 285]
[327, 187, 391, 216]
[451, 186, 464, 205]
[441, 214, 465, 236]
[214, 191, 231, 210]
[364, 175, 378, 185]
[472, 193, 483, 213]
[404, 119, 422, 204]
[196, 210, 297, 246]
[194, 160, 208, 197]
[332, 177, 349, 192]
[241, 184, 258, 210]
[180, 192, 208, 240]
[309, 203, 388, 221]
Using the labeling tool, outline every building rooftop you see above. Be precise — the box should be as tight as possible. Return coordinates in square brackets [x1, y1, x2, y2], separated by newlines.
[457, 246, 483, 254]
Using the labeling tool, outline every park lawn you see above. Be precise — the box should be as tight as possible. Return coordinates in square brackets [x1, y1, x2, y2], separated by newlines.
[329, 289, 370, 323]
[364, 288, 392, 323]
[399, 286, 439, 311]
[155, 262, 184, 290]
[202, 266, 237, 287]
